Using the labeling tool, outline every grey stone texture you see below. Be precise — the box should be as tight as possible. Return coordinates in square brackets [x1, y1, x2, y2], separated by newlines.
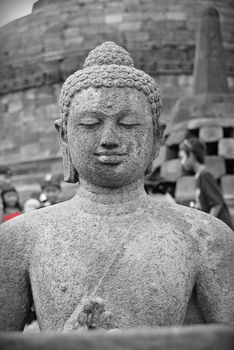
[1, 325, 234, 350]
[0, 192, 234, 331]
[1, 0, 234, 199]
[193, 7, 229, 94]
[0, 42, 234, 332]
[1, 0, 234, 95]
[148, 7, 234, 221]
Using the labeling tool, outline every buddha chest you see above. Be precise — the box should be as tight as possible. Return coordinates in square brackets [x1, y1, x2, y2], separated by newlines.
[30, 210, 197, 331]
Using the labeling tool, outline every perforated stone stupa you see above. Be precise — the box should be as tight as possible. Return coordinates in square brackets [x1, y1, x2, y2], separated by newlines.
[149, 7, 234, 219]
[0, 0, 234, 201]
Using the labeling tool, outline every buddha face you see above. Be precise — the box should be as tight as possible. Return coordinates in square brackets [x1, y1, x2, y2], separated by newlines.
[59, 87, 161, 188]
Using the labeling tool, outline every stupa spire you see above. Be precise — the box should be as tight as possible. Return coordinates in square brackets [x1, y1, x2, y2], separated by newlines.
[193, 7, 229, 94]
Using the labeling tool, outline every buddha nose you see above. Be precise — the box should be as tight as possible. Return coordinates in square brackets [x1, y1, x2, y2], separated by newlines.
[100, 123, 120, 149]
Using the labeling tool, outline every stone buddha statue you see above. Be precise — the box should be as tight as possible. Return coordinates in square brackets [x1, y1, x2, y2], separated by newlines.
[0, 42, 233, 332]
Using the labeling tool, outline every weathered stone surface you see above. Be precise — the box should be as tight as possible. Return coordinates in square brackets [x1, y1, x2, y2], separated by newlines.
[1, 325, 234, 350]
[1, 0, 234, 95]
[166, 118, 234, 136]
[175, 176, 195, 203]
[199, 126, 223, 142]
[166, 129, 188, 146]
[151, 5, 234, 222]
[218, 139, 234, 159]
[221, 175, 234, 195]
[171, 94, 234, 126]
[0, 42, 234, 334]
[160, 159, 182, 181]
[151, 145, 167, 171]
[0, 84, 61, 167]
[1, 1, 234, 185]
[105, 14, 123, 24]
[205, 156, 225, 179]
[193, 7, 229, 94]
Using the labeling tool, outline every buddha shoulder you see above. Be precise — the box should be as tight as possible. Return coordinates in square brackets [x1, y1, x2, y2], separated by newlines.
[0, 200, 74, 247]
[147, 198, 233, 243]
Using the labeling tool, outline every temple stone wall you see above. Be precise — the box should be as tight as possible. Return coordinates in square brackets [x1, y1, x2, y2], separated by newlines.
[0, 85, 61, 166]
[0, 75, 195, 167]
[0, 0, 234, 198]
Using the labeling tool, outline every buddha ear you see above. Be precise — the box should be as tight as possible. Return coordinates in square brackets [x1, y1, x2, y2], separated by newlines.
[145, 119, 166, 175]
[154, 120, 166, 158]
[54, 119, 78, 183]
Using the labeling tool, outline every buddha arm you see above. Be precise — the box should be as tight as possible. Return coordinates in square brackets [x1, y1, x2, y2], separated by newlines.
[0, 219, 32, 330]
[195, 219, 234, 325]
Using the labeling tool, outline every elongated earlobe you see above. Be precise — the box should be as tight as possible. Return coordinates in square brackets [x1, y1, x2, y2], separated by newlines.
[62, 145, 79, 183]
[54, 119, 79, 183]
[145, 120, 166, 175]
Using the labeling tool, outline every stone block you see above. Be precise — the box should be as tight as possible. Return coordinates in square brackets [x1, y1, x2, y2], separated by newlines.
[193, 7, 229, 94]
[88, 15, 105, 25]
[166, 129, 188, 146]
[165, 11, 186, 21]
[126, 41, 153, 51]
[218, 139, 234, 159]
[199, 126, 223, 142]
[125, 31, 150, 42]
[67, 17, 88, 27]
[175, 176, 195, 203]
[65, 36, 84, 47]
[205, 156, 226, 179]
[0, 139, 15, 152]
[221, 175, 234, 196]
[24, 44, 43, 56]
[45, 104, 59, 119]
[124, 0, 140, 12]
[105, 14, 123, 24]
[51, 160, 63, 175]
[1, 325, 233, 350]
[87, 3, 104, 11]
[150, 12, 166, 21]
[63, 27, 81, 39]
[61, 182, 79, 201]
[160, 159, 182, 181]
[123, 13, 144, 22]
[151, 145, 166, 171]
[118, 22, 141, 32]
[8, 100, 23, 114]
[25, 89, 36, 100]
[20, 143, 41, 158]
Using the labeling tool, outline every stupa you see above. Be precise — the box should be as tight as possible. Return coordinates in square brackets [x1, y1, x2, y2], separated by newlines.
[0, 0, 233, 201]
[149, 7, 234, 220]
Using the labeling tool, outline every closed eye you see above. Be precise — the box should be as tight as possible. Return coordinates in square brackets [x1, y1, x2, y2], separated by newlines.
[119, 122, 140, 129]
[78, 122, 100, 129]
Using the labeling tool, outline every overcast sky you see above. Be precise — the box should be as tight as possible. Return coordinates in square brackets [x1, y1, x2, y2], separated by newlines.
[0, 0, 37, 27]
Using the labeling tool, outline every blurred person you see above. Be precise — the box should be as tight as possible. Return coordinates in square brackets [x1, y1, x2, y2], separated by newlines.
[145, 178, 175, 204]
[1, 185, 22, 222]
[40, 174, 62, 206]
[179, 137, 234, 230]
[24, 198, 41, 213]
[0, 166, 13, 222]
[0, 166, 12, 187]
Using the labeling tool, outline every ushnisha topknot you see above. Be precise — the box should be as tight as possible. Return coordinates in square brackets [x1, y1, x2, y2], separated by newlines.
[83, 41, 134, 68]
[60, 41, 162, 124]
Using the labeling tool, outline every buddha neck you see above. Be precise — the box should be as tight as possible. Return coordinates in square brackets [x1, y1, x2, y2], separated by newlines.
[72, 178, 148, 215]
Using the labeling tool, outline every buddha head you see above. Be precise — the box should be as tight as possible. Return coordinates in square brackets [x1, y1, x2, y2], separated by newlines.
[55, 42, 165, 188]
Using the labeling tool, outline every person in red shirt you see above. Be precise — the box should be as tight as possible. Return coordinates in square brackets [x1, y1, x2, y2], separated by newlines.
[1, 185, 22, 223]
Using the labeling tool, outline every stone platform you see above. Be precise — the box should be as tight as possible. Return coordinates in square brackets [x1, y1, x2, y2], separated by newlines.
[0, 325, 234, 350]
